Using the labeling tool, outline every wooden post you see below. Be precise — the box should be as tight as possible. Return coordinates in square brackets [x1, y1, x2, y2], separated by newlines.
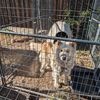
[0, 58, 6, 85]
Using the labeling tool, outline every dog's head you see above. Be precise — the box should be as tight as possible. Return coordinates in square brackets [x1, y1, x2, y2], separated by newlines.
[55, 41, 76, 63]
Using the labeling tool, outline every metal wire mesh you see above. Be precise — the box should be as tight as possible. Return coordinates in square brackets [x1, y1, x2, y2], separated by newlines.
[0, 0, 100, 100]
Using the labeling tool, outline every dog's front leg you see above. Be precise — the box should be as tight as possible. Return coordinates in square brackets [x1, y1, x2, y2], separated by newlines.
[52, 65, 61, 88]
[64, 70, 71, 85]
[40, 62, 46, 77]
[50, 54, 61, 88]
[64, 70, 73, 92]
[40, 53, 48, 77]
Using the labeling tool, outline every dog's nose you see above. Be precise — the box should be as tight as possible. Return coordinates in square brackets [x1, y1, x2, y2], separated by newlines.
[62, 56, 66, 61]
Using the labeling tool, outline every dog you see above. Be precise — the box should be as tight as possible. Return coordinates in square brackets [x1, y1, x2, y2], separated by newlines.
[39, 40, 76, 90]
[51, 40, 76, 89]
[39, 20, 72, 76]
[38, 21, 76, 90]
[48, 20, 73, 43]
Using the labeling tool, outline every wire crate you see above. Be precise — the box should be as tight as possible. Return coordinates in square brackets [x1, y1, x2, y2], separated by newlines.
[0, 0, 100, 100]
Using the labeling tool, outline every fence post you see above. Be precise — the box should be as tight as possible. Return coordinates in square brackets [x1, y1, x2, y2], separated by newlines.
[32, 0, 37, 35]
[0, 58, 6, 85]
[91, 23, 100, 55]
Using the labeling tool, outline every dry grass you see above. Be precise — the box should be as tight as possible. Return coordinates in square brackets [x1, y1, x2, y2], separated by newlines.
[76, 51, 94, 69]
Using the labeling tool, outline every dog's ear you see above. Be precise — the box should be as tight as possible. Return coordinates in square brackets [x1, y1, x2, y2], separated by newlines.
[48, 42, 53, 48]
[69, 42, 76, 48]
[42, 41, 52, 53]
[55, 40, 62, 48]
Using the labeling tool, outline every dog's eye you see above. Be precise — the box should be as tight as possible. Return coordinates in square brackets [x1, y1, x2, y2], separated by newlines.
[61, 50, 63, 52]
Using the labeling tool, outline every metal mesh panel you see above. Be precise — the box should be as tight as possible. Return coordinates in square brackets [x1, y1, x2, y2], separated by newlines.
[0, 0, 100, 100]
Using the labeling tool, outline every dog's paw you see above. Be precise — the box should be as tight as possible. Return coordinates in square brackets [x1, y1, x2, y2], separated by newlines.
[46, 66, 51, 70]
[65, 86, 73, 93]
[40, 73, 44, 78]
[54, 83, 61, 88]
[67, 76, 71, 81]
[40, 69, 45, 77]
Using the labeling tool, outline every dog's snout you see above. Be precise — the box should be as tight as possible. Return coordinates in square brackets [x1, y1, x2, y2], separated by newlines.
[62, 56, 66, 61]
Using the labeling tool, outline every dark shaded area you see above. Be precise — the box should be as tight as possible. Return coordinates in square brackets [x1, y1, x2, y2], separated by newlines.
[76, 42, 91, 50]
[0, 86, 39, 100]
[71, 66, 100, 96]
[0, 86, 26, 100]
[29, 94, 39, 100]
